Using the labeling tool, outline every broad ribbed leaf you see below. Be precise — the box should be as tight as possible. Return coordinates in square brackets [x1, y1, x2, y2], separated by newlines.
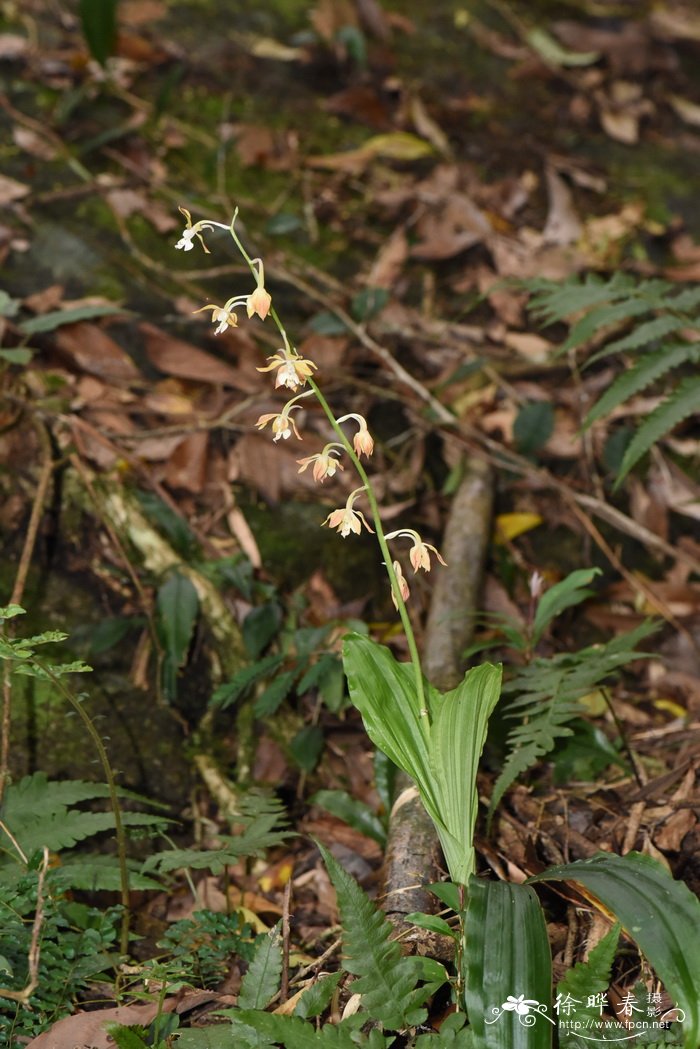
[531, 852, 700, 1049]
[343, 634, 440, 812]
[429, 664, 502, 885]
[464, 879, 553, 1048]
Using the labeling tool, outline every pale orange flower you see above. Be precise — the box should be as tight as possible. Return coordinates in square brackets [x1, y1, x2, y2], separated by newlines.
[390, 560, 410, 609]
[256, 408, 302, 441]
[384, 529, 447, 573]
[337, 413, 374, 458]
[323, 488, 373, 538]
[247, 283, 272, 320]
[297, 445, 343, 483]
[247, 260, 272, 320]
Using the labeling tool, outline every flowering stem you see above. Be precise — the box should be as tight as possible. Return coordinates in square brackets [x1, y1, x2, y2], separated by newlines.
[228, 218, 430, 735]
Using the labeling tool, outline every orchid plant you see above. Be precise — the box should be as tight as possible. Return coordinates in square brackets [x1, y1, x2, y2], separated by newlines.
[174, 211, 700, 1048]
[175, 207, 502, 888]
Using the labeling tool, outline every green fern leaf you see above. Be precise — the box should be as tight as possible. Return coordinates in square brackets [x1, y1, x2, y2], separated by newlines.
[488, 622, 656, 821]
[238, 923, 282, 1010]
[667, 286, 700, 311]
[143, 790, 292, 874]
[587, 315, 690, 364]
[525, 273, 636, 325]
[556, 924, 621, 1047]
[0, 773, 166, 858]
[232, 1012, 392, 1049]
[562, 297, 654, 352]
[616, 376, 700, 484]
[317, 842, 445, 1029]
[585, 344, 700, 427]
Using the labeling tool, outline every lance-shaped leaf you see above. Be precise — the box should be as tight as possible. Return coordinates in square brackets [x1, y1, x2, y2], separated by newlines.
[464, 878, 553, 1049]
[343, 634, 440, 813]
[530, 851, 700, 1049]
[429, 663, 502, 885]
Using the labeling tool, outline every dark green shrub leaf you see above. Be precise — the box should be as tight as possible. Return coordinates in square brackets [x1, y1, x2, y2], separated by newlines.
[78, 0, 118, 66]
[310, 789, 386, 846]
[513, 402, 554, 455]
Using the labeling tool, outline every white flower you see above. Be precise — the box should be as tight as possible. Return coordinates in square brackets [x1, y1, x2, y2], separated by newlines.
[258, 348, 317, 390]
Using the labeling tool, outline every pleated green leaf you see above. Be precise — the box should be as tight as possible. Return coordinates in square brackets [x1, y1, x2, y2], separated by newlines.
[464, 878, 553, 1049]
[343, 634, 440, 812]
[530, 851, 700, 1049]
[429, 664, 502, 885]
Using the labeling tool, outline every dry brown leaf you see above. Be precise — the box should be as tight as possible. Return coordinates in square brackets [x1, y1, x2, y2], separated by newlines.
[650, 7, 700, 44]
[654, 808, 696, 852]
[542, 167, 582, 246]
[13, 125, 57, 160]
[297, 333, 348, 371]
[503, 330, 552, 362]
[120, 0, 167, 25]
[53, 323, 141, 382]
[25, 1000, 177, 1049]
[165, 431, 209, 492]
[227, 505, 262, 567]
[412, 193, 491, 260]
[233, 432, 318, 503]
[140, 323, 243, 386]
[409, 94, 452, 157]
[23, 284, 65, 313]
[366, 226, 409, 288]
[0, 172, 30, 203]
[0, 33, 28, 59]
[106, 187, 147, 218]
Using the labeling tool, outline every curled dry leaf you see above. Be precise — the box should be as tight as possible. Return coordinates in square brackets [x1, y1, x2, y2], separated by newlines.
[140, 322, 243, 386]
[0, 172, 30, 203]
[53, 323, 140, 382]
[165, 430, 209, 493]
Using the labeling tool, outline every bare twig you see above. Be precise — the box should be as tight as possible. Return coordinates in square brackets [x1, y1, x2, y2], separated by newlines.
[0, 423, 54, 804]
[280, 877, 292, 1003]
[0, 847, 49, 1003]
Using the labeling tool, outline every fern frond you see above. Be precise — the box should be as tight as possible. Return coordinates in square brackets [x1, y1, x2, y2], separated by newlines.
[556, 925, 622, 1047]
[525, 273, 636, 324]
[587, 314, 690, 365]
[667, 286, 700, 311]
[238, 924, 282, 1010]
[561, 297, 654, 352]
[317, 843, 445, 1029]
[143, 790, 292, 874]
[488, 622, 656, 821]
[0, 773, 167, 859]
[616, 376, 700, 485]
[231, 1012, 390, 1049]
[585, 344, 700, 426]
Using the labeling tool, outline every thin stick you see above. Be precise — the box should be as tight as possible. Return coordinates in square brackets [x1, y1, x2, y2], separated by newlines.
[0, 425, 54, 804]
[280, 877, 292, 1003]
[0, 847, 49, 1003]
